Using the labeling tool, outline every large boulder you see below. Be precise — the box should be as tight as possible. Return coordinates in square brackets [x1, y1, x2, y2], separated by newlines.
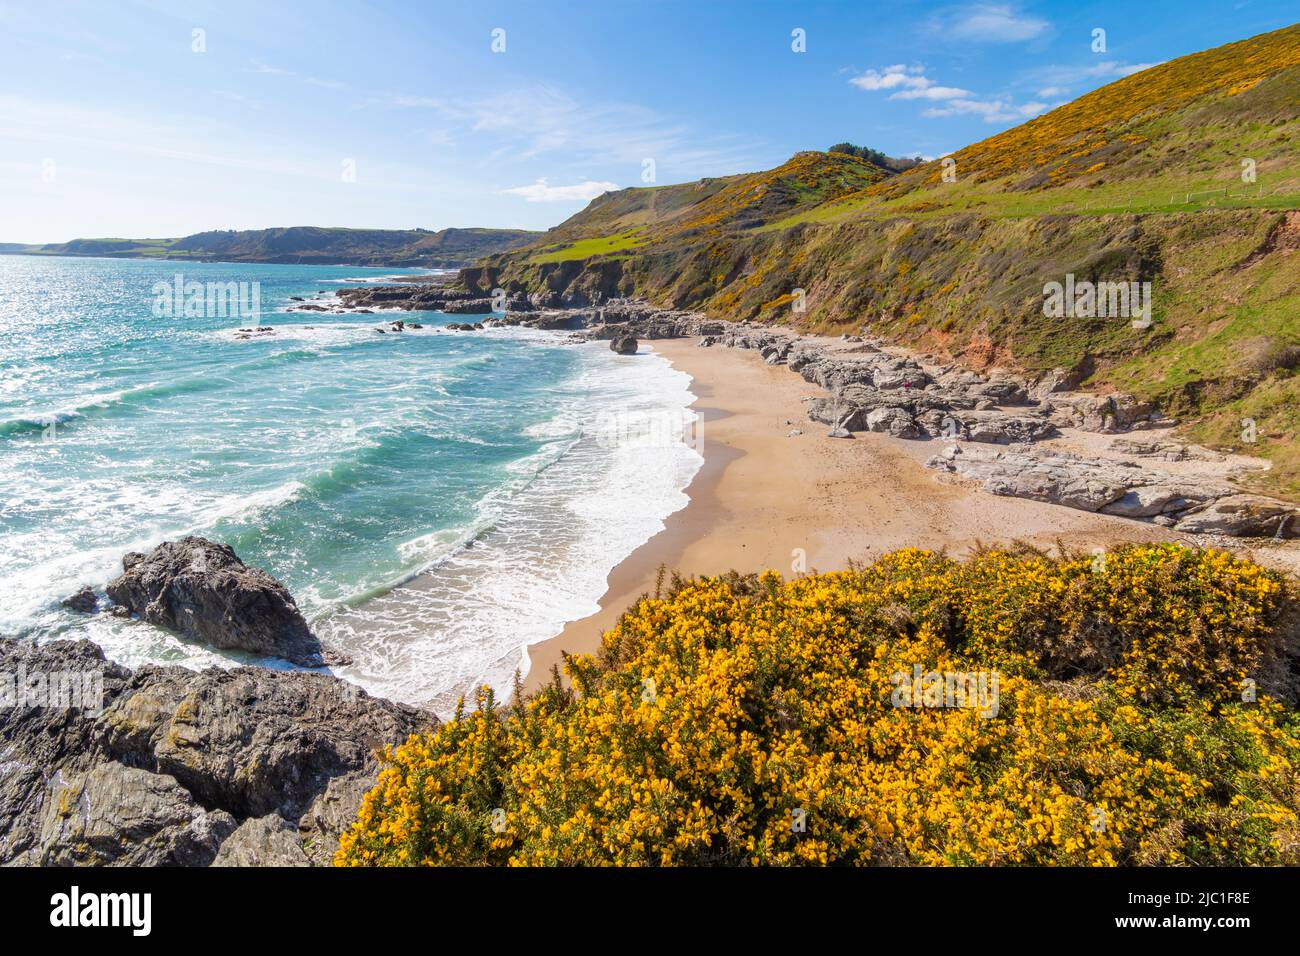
[61, 586, 98, 613]
[1174, 495, 1298, 537]
[0, 640, 132, 864]
[1029, 364, 1089, 400]
[864, 407, 921, 439]
[610, 334, 638, 355]
[105, 537, 343, 667]
[1043, 392, 1160, 433]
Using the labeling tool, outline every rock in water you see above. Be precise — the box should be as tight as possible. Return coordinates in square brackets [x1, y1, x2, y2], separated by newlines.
[61, 586, 98, 613]
[105, 536, 345, 667]
[610, 334, 638, 355]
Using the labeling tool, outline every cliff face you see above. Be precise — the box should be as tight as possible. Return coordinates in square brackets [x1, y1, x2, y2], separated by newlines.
[473, 25, 1300, 497]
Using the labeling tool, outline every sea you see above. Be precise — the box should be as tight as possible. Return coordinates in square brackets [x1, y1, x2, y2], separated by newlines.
[0, 255, 702, 714]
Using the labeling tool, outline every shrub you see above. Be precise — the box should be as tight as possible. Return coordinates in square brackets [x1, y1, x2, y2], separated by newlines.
[337, 545, 1299, 866]
[1240, 336, 1300, 377]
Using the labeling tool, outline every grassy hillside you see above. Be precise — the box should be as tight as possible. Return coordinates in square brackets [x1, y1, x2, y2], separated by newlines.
[476, 23, 1300, 497]
[1, 225, 538, 267]
[521, 150, 891, 263]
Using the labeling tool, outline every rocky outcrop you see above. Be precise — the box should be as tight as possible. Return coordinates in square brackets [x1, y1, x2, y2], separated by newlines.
[39, 762, 237, 867]
[105, 537, 346, 668]
[440, 298, 496, 315]
[329, 281, 478, 313]
[1172, 495, 1298, 537]
[329, 282, 714, 340]
[927, 444, 1298, 537]
[715, 325, 1174, 441]
[610, 334, 638, 355]
[719, 326, 1075, 447]
[0, 637, 431, 866]
[1043, 392, 1167, 432]
[1108, 437, 1225, 462]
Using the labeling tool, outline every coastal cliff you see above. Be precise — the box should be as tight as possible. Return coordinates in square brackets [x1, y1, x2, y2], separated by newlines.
[457, 24, 1300, 499]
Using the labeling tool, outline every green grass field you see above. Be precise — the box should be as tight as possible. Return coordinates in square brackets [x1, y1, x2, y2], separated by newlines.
[528, 230, 646, 264]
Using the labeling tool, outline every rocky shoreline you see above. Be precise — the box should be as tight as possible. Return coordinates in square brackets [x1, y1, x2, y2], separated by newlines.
[309, 281, 1298, 539]
[0, 636, 432, 866]
[2, 537, 431, 866]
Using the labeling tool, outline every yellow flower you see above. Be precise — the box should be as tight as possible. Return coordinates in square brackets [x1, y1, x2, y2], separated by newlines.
[335, 544, 1299, 868]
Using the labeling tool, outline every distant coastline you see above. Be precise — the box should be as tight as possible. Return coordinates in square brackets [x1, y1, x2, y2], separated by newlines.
[0, 224, 539, 269]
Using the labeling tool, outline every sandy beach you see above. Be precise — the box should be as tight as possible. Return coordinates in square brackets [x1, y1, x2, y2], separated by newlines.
[522, 337, 1227, 694]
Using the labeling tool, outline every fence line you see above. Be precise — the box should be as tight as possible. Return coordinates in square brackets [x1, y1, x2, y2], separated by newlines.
[1050, 178, 1300, 213]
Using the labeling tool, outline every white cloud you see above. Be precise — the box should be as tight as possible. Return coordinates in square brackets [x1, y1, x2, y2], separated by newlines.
[248, 59, 351, 92]
[383, 94, 450, 109]
[1027, 60, 1163, 91]
[923, 99, 1050, 122]
[850, 64, 1050, 123]
[0, 94, 337, 180]
[851, 66, 971, 101]
[1116, 62, 1160, 76]
[375, 83, 759, 176]
[501, 178, 620, 203]
[213, 90, 262, 110]
[945, 4, 1049, 42]
[249, 60, 293, 76]
[849, 64, 929, 92]
[892, 84, 974, 101]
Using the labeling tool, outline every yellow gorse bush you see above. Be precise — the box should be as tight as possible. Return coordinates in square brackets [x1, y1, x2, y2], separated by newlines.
[853, 23, 1300, 197]
[337, 544, 1300, 867]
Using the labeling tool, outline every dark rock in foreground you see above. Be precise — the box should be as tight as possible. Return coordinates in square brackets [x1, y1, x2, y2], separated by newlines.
[105, 536, 346, 667]
[0, 637, 432, 866]
[610, 334, 638, 355]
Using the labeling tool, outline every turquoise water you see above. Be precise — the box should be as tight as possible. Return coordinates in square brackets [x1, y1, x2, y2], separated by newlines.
[0, 255, 700, 712]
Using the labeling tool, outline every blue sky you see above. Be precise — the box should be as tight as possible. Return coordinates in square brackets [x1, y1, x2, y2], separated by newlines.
[2, 0, 1296, 242]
